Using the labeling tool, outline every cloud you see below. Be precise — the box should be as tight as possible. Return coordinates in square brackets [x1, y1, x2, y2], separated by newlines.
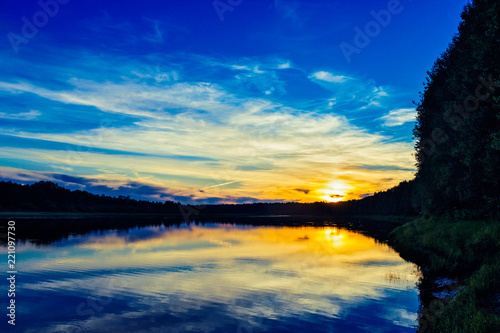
[379, 108, 416, 126]
[307, 70, 399, 116]
[0, 54, 416, 203]
[277, 62, 291, 69]
[116, 182, 169, 198]
[52, 174, 94, 185]
[309, 71, 350, 83]
[0, 110, 41, 120]
[143, 18, 164, 43]
[0, 168, 179, 201]
[231, 65, 251, 70]
[356, 165, 416, 172]
[202, 181, 240, 190]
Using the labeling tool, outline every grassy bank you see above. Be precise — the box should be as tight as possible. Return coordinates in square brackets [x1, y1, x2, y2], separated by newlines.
[390, 215, 500, 332]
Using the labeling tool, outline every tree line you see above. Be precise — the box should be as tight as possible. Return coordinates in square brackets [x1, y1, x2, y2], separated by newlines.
[0, 181, 180, 213]
[0, 180, 417, 216]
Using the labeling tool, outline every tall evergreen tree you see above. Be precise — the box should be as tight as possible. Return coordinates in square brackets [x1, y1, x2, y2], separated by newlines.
[413, 0, 500, 215]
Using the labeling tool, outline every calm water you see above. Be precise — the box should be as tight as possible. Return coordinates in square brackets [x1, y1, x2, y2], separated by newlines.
[6, 222, 420, 332]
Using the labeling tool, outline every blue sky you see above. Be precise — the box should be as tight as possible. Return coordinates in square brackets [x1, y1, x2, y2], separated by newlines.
[0, 0, 469, 203]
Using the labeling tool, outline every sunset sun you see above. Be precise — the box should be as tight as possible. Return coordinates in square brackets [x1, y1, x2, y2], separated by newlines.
[320, 191, 345, 203]
[318, 181, 352, 202]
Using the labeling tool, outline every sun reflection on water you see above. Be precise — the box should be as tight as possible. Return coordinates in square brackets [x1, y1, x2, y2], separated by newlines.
[15, 223, 421, 332]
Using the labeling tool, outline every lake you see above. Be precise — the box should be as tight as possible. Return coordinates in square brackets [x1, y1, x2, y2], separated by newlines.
[7, 221, 420, 332]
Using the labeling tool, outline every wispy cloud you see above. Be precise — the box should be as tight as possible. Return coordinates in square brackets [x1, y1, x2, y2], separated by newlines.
[379, 108, 416, 126]
[0, 110, 40, 120]
[278, 62, 292, 69]
[0, 52, 416, 203]
[309, 71, 350, 83]
[143, 18, 164, 43]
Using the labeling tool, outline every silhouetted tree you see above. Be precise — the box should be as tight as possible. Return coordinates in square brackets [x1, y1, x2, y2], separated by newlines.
[413, 0, 500, 215]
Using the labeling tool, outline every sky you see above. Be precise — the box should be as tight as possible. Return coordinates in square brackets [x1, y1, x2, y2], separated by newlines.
[0, 0, 469, 204]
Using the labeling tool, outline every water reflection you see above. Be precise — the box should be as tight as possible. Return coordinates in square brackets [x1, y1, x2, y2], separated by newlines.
[11, 223, 420, 332]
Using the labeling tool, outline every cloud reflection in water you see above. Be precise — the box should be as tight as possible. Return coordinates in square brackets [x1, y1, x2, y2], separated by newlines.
[16, 223, 420, 332]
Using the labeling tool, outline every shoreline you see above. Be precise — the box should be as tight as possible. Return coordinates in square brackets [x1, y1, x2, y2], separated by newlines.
[389, 216, 500, 332]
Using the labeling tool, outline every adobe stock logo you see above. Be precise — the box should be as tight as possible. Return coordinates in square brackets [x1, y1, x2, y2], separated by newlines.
[7, 0, 71, 54]
[339, 0, 410, 64]
[213, 0, 243, 22]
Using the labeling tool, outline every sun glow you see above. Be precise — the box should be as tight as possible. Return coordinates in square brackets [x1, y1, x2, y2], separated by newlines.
[318, 180, 353, 202]
[320, 191, 345, 202]
[321, 227, 345, 248]
[324, 228, 344, 241]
